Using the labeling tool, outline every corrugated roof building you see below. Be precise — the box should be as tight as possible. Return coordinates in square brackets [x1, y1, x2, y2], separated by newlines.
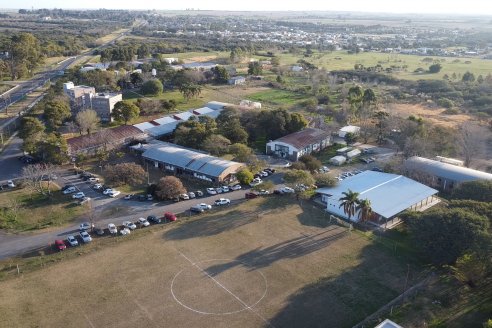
[404, 156, 492, 192]
[266, 128, 332, 161]
[316, 171, 439, 227]
[142, 142, 244, 183]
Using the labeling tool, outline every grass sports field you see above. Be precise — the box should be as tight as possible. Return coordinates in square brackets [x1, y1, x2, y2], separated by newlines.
[0, 197, 424, 328]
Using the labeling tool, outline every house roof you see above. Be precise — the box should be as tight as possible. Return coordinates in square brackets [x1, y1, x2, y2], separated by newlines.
[142, 142, 243, 178]
[67, 125, 143, 153]
[173, 112, 196, 121]
[154, 116, 178, 125]
[133, 122, 157, 132]
[339, 125, 360, 133]
[316, 171, 438, 219]
[405, 156, 492, 183]
[145, 121, 180, 137]
[268, 128, 331, 150]
[374, 319, 404, 328]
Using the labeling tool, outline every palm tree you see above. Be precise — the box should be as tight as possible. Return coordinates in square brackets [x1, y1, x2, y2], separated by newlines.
[338, 189, 360, 220]
[356, 198, 373, 223]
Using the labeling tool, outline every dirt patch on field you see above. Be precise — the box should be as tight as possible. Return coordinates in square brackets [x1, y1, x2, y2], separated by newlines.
[184, 55, 219, 63]
[386, 103, 471, 128]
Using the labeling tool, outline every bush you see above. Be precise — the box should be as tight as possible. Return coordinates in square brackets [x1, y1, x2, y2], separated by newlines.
[299, 154, 322, 172]
[314, 173, 337, 187]
[452, 181, 492, 202]
[290, 162, 307, 170]
[428, 63, 442, 73]
[141, 79, 163, 96]
[236, 168, 254, 185]
[437, 98, 454, 109]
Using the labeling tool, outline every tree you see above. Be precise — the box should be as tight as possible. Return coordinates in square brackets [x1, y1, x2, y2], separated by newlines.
[202, 134, 231, 156]
[299, 155, 322, 172]
[141, 79, 163, 96]
[130, 72, 143, 87]
[44, 100, 71, 130]
[229, 143, 253, 162]
[103, 163, 146, 187]
[362, 88, 377, 109]
[449, 253, 491, 288]
[356, 198, 373, 222]
[174, 119, 210, 148]
[458, 122, 482, 167]
[428, 63, 442, 73]
[236, 168, 254, 185]
[179, 83, 202, 100]
[112, 100, 140, 124]
[155, 176, 186, 200]
[21, 163, 58, 198]
[462, 71, 475, 82]
[283, 170, 315, 188]
[348, 85, 364, 115]
[404, 209, 489, 265]
[314, 173, 337, 187]
[8, 33, 43, 80]
[36, 133, 68, 164]
[18, 117, 45, 154]
[248, 62, 262, 75]
[373, 110, 389, 144]
[338, 190, 360, 220]
[75, 110, 100, 135]
[452, 181, 492, 202]
[211, 66, 230, 84]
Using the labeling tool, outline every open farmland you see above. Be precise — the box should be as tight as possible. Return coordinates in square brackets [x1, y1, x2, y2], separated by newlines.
[0, 197, 424, 328]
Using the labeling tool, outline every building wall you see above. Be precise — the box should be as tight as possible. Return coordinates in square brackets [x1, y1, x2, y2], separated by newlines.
[266, 136, 331, 161]
[90, 94, 122, 122]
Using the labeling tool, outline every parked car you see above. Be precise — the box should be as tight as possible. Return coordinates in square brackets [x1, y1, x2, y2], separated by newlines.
[214, 198, 231, 206]
[147, 215, 161, 224]
[190, 205, 204, 213]
[63, 187, 77, 194]
[164, 212, 177, 222]
[122, 221, 137, 230]
[197, 203, 212, 210]
[275, 186, 295, 194]
[221, 186, 230, 193]
[62, 185, 75, 191]
[67, 235, 78, 247]
[102, 188, 113, 195]
[120, 228, 131, 236]
[87, 177, 99, 183]
[79, 222, 94, 231]
[231, 184, 242, 191]
[372, 167, 383, 172]
[147, 194, 153, 201]
[188, 192, 196, 199]
[215, 187, 223, 194]
[180, 193, 189, 200]
[124, 194, 134, 200]
[138, 195, 146, 201]
[259, 189, 270, 195]
[94, 227, 105, 236]
[54, 239, 66, 251]
[172, 196, 180, 202]
[245, 192, 258, 199]
[108, 223, 118, 234]
[72, 192, 85, 199]
[249, 178, 262, 187]
[137, 217, 150, 227]
[259, 171, 269, 177]
[265, 168, 276, 174]
[108, 190, 121, 198]
[206, 188, 217, 195]
[195, 190, 204, 197]
[78, 197, 91, 205]
[79, 231, 92, 243]
[92, 183, 103, 190]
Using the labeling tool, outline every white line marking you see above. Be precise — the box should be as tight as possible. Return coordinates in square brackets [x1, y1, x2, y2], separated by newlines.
[176, 252, 274, 327]
[83, 313, 96, 328]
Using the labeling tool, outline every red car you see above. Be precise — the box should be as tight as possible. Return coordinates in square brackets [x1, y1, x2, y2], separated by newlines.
[164, 212, 177, 222]
[245, 192, 258, 199]
[54, 239, 66, 251]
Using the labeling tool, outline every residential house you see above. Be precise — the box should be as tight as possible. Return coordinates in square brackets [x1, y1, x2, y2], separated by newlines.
[338, 125, 361, 138]
[266, 128, 332, 161]
[228, 76, 246, 85]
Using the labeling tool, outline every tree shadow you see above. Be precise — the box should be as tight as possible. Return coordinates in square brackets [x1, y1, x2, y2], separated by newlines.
[267, 243, 419, 328]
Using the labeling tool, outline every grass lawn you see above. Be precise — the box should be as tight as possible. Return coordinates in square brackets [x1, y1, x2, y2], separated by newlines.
[0, 196, 425, 328]
[276, 50, 492, 81]
[248, 89, 310, 107]
[0, 186, 86, 232]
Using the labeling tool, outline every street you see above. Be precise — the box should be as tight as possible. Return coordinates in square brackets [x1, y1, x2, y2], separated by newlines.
[0, 135, 24, 181]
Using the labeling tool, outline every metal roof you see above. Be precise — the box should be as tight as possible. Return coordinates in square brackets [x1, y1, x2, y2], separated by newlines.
[405, 156, 492, 183]
[268, 128, 331, 151]
[133, 122, 157, 132]
[142, 143, 243, 178]
[173, 112, 196, 121]
[316, 171, 438, 219]
[154, 116, 178, 125]
[374, 319, 403, 328]
[145, 121, 180, 137]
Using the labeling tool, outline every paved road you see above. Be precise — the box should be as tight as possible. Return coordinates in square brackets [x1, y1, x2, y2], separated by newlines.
[0, 170, 283, 260]
[0, 135, 24, 181]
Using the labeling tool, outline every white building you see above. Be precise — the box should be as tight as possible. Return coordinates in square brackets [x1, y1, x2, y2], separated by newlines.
[86, 93, 122, 122]
[316, 171, 439, 227]
[291, 65, 304, 72]
[266, 128, 332, 161]
[338, 125, 361, 138]
[240, 100, 262, 109]
[228, 76, 246, 85]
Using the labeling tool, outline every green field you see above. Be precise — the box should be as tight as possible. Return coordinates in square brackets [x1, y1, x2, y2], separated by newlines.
[248, 89, 309, 106]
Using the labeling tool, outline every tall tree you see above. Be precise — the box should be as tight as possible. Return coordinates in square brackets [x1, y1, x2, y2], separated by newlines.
[338, 190, 360, 220]
[373, 110, 389, 144]
[8, 33, 43, 80]
[44, 100, 71, 130]
[18, 116, 45, 154]
[112, 100, 140, 125]
[248, 61, 263, 75]
[37, 133, 68, 164]
[202, 134, 230, 156]
[211, 66, 230, 84]
[75, 109, 100, 135]
[155, 176, 186, 200]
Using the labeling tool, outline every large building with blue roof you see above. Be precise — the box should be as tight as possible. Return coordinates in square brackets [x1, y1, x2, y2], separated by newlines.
[316, 171, 439, 227]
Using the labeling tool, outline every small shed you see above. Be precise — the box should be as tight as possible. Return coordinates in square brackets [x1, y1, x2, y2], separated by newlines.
[346, 149, 361, 159]
[338, 125, 361, 138]
[336, 147, 352, 154]
[330, 156, 347, 166]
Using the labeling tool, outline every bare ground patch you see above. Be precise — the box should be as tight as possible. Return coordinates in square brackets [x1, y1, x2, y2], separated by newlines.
[386, 103, 471, 128]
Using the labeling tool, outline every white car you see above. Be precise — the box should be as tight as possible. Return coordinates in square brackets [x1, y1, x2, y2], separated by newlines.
[259, 189, 270, 195]
[108, 190, 121, 198]
[180, 193, 189, 200]
[88, 177, 99, 182]
[7, 180, 15, 188]
[231, 184, 242, 191]
[67, 235, 79, 246]
[214, 198, 231, 206]
[215, 187, 223, 194]
[249, 178, 262, 187]
[196, 203, 212, 210]
[124, 194, 134, 200]
[120, 228, 131, 236]
[93, 183, 103, 190]
[72, 192, 85, 199]
[188, 192, 196, 199]
[79, 222, 94, 231]
[63, 187, 77, 194]
[280, 186, 295, 194]
[79, 231, 92, 243]
[206, 188, 217, 195]
[108, 223, 118, 234]
[221, 186, 230, 193]
[137, 217, 150, 227]
[122, 221, 137, 230]
[102, 188, 114, 195]
[259, 171, 269, 177]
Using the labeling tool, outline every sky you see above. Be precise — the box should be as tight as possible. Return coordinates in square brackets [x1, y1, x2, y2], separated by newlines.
[2, 0, 492, 15]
